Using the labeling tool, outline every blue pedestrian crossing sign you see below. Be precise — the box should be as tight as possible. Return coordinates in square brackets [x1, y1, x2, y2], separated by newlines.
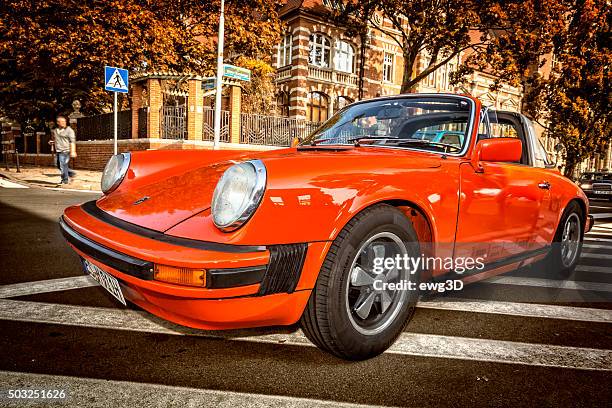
[104, 66, 129, 93]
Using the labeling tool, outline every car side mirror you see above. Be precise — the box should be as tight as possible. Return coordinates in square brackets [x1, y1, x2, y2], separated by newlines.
[471, 138, 522, 173]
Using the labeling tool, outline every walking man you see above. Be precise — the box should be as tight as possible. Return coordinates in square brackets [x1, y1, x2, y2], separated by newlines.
[53, 115, 77, 185]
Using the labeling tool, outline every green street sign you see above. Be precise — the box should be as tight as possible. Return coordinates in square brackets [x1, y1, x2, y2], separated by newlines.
[223, 64, 251, 82]
[203, 78, 216, 90]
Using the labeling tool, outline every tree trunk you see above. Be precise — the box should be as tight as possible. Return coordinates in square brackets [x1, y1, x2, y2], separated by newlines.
[358, 32, 367, 100]
[400, 51, 417, 94]
[563, 158, 577, 180]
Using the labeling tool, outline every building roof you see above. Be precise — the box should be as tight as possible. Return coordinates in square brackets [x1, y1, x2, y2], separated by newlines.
[280, 0, 330, 17]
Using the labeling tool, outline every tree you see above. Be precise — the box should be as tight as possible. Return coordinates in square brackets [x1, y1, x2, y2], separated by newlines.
[0, 0, 280, 126]
[335, 0, 487, 93]
[479, 0, 610, 177]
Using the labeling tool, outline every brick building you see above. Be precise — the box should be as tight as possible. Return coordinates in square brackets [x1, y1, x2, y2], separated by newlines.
[273, 0, 523, 121]
[272, 0, 610, 173]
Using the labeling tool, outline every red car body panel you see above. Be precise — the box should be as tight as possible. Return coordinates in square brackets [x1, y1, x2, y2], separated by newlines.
[61, 94, 590, 331]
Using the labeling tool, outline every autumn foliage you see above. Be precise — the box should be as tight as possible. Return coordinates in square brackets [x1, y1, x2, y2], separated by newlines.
[0, 0, 280, 125]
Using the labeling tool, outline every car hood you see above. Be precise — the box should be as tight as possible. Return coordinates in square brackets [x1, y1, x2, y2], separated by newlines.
[96, 147, 442, 232]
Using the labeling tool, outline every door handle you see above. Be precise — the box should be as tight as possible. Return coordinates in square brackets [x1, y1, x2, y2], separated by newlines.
[538, 181, 551, 190]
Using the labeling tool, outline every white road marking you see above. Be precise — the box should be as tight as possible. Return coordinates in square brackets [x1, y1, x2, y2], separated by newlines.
[579, 253, 612, 260]
[576, 265, 612, 274]
[0, 276, 98, 299]
[585, 237, 612, 243]
[591, 213, 612, 220]
[582, 243, 612, 250]
[483, 276, 612, 293]
[0, 178, 28, 188]
[2, 277, 610, 323]
[418, 298, 612, 323]
[0, 299, 609, 371]
[589, 206, 610, 210]
[0, 371, 379, 408]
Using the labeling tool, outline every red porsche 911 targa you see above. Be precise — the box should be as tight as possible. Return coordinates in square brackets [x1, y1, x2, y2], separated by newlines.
[60, 94, 593, 360]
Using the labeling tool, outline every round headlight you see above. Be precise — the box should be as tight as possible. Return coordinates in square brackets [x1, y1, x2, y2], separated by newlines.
[212, 160, 266, 231]
[101, 153, 130, 194]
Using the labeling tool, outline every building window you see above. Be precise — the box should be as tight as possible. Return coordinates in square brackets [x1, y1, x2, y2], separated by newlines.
[427, 69, 437, 87]
[383, 52, 394, 82]
[277, 34, 292, 67]
[309, 33, 331, 68]
[334, 40, 355, 73]
[307, 92, 329, 122]
[336, 95, 353, 110]
[276, 91, 290, 117]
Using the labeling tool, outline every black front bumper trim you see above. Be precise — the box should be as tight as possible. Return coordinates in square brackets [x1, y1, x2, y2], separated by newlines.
[60, 217, 154, 280]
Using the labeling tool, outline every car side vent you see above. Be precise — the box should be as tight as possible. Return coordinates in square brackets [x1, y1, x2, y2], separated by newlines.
[258, 243, 308, 295]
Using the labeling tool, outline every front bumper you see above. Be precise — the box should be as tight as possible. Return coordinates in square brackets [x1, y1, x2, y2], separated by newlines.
[60, 202, 330, 330]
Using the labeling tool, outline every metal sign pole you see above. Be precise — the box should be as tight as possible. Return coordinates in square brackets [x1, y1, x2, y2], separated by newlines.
[113, 91, 118, 155]
[213, 0, 225, 150]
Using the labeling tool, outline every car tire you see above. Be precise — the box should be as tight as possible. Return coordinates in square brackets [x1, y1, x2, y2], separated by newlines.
[300, 204, 421, 360]
[546, 201, 584, 277]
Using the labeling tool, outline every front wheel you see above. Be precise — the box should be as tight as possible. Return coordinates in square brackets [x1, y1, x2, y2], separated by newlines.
[300, 204, 421, 360]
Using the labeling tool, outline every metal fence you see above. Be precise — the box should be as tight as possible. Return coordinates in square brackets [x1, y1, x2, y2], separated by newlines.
[202, 107, 230, 142]
[240, 113, 320, 146]
[76, 111, 132, 141]
[160, 105, 187, 140]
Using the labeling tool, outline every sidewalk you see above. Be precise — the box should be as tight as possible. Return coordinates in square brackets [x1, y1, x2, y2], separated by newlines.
[0, 165, 102, 191]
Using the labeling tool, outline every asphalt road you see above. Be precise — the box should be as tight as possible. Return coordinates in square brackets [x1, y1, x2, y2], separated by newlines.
[0, 181, 611, 407]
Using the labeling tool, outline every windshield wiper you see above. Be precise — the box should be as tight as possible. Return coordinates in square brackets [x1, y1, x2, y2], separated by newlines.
[386, 139, 461, 152]
[348, 135, 399, 146]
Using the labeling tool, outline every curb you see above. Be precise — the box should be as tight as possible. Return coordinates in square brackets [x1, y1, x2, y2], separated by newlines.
[0, 171, 102, 194]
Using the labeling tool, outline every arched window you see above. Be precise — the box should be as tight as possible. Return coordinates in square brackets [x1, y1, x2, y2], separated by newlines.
[277, 34, 292, 67]
[307, 92, 329, 122]
[309, 33, 331, 68]
[336, 95, 353, 110]
[276, 91, 290, 117]
[334, 40, 355, 73]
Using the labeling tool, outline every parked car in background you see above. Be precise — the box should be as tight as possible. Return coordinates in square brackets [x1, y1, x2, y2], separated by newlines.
[578, 171, 612, 201]
[60, 94, 594, 360]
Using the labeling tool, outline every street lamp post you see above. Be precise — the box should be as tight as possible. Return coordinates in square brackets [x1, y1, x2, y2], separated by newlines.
[213, 0, 225, 150]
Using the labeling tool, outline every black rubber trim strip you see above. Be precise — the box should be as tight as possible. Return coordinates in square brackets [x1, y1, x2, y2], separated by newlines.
[81, 200, 267, 253]
[60, 216, 154, 280]
[430, 245, 551, 283]
[207, 266, 267, 289]
[478, 245, 550, 273]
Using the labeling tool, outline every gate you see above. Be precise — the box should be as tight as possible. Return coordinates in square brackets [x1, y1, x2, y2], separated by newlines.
[160, 105, 187, 140]
[202, 107, 230, 142]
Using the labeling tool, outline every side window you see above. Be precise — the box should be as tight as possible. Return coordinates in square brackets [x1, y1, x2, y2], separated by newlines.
[478, 111, 529, 165]
[533, 139, 552, 168]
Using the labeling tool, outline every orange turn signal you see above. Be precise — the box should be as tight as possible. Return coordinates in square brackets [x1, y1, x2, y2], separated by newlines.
[154, 264, 206, 287]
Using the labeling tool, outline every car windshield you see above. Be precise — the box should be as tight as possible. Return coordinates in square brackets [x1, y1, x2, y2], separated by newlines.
[301, 96, 473, 154]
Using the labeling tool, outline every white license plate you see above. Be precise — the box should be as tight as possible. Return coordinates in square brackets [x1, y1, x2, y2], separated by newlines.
[594, 190, 612, 195]
[83, 259, 126, 305]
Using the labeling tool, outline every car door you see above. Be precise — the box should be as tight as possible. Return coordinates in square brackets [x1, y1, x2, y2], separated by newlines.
[454, 112, 549, 269]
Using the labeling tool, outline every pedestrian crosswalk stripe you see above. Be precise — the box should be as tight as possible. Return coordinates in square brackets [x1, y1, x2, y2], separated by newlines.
[0, 178, 28, 188]
[0, 371, 377, 408]
[591, 213, 612, 220]
[2, 276, 611, 322]
[582, 243, 612, 250]
[0, 276, 97, 299]
[0, 299, 609, 371]
[585, 237, 612, 243]
[418, 298, 612, 323]
[579, 253, 612, 260]
[576, 265, 612, 274]
[484, 276, 612, 292]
